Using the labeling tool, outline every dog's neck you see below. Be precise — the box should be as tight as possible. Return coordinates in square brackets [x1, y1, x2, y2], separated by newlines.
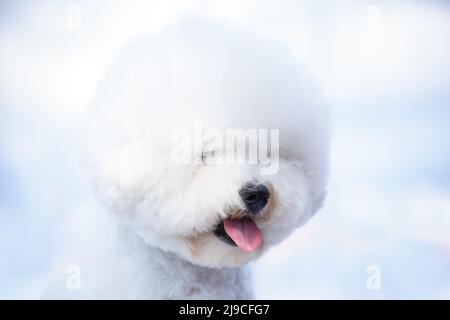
[113, 225, 254, 299]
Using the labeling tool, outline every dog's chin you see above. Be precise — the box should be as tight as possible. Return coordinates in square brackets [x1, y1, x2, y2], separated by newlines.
[184, 232, 255, 268]
[183, 207, 268, 268]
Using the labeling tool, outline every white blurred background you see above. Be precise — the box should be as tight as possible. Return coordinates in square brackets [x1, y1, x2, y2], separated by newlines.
[1, 0, 449, 299]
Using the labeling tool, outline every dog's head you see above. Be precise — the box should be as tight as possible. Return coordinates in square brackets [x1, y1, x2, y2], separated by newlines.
[84, 18, 329, 267]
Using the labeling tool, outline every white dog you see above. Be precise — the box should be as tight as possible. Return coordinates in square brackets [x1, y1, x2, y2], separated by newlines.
[45, 17, 329, 299]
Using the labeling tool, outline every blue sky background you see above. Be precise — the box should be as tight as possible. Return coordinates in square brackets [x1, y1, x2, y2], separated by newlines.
[0, 0, 449, 298]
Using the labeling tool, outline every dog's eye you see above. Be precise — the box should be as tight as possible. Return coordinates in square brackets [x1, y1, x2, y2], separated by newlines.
[201, 150, 216, 164]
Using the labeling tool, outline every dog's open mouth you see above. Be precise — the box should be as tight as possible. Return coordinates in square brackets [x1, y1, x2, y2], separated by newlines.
[213, 217, 262, 252]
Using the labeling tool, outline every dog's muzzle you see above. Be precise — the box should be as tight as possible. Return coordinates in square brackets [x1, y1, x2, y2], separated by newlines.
[213, 183, 269, 252]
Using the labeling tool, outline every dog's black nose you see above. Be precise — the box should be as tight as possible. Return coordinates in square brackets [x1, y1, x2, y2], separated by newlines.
[239, 183, 270, 214]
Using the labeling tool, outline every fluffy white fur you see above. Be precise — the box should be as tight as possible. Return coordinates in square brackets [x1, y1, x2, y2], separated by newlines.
[45, 18, 329, 299]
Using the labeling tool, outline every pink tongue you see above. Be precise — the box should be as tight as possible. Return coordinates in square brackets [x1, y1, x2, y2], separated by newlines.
[223, 217, 262, 252]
